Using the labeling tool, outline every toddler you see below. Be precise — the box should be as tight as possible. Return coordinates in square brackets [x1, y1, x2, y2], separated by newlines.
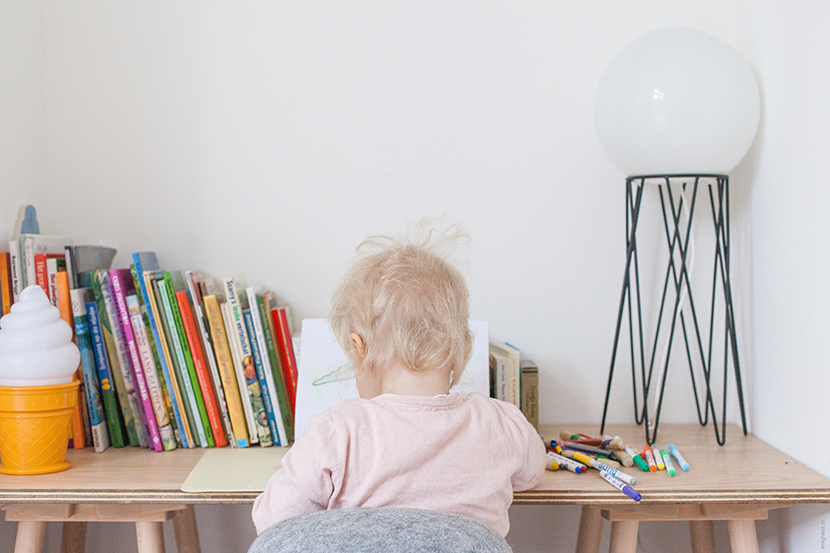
[251, 230, 546, 538]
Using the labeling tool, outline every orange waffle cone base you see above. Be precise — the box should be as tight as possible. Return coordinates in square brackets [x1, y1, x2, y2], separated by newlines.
[0, 381, 79, 475]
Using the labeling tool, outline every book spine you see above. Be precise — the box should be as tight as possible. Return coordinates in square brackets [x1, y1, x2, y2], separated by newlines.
[187, 272, 235, 448]
[223, 279, 271, 446]
[46, 257, 61, 307]
[221, 301, 259, 445]
[93, 270, 141, 447]
[86, 300, 126, 448]
[271, 307, 298, 416]
[157, 278, 209, 447]
[57, 270, 85, 449]
[110, 271, 162, 451]
[9, 240, 21, 302]
[35, 253, 49, 296]
[132, 254, 189, 449]
[257, 298, 292, 443]
[520, 360, 539, 430]
[70, 288, 110, 453]
[244, 309, 280, 446]
[0, 252, 12, 316]
[148, 275, 193, 448]
[203, 295, 249, 448]
[177, 290, 226, 448]
[22, 235, 34, 288]
[127, 294, 177, 451]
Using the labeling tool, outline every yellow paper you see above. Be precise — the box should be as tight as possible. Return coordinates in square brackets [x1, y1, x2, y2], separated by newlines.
[181, 447, 289, 493]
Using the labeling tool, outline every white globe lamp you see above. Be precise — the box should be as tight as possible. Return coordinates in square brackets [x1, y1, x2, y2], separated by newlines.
[595, 27, 760, 176]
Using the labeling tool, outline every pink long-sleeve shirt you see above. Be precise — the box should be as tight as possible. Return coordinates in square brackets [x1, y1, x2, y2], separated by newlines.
[252, 391, 546, 537]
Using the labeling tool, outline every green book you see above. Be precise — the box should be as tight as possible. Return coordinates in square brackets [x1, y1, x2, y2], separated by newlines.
[92, 270, 139, 447]
[159, 272, 214, 447]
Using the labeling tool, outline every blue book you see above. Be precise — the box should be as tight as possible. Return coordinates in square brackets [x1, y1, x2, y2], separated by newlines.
[70, 287, 110, 452]
[244, 309, 280, 445]
[86, 300, 126, 448]
[132, 252, 190, 449]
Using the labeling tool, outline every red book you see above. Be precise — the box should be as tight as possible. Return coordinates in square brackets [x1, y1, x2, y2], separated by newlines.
[270, 307, 297, 414]
[176, 290, 227, 447]
[34, 253, 64, 298]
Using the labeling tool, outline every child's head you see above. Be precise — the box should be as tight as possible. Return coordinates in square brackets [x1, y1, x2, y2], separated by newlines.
[330, 228, 472, 396]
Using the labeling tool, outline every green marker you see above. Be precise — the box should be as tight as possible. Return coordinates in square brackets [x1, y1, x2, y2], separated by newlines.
[661, 449, 676, 476]
[626, 445, 650, 472]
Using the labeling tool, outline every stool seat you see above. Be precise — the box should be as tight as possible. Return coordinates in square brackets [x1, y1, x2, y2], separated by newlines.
[248, 508, 512, 553]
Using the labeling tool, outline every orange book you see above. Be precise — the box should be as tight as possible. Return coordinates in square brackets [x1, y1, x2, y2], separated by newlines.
[176, 290, 227, 447]
[0, 252, 12, 315]
[57, 270, 85, 449]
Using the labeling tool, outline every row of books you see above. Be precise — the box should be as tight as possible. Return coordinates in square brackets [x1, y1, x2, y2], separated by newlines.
[3, 221, 298, 452]
[70, 254, 299, 452]
[489, 341, 539, 430]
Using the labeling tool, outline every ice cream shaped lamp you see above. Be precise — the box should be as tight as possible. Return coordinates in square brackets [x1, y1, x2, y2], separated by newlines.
[0, 285, 81, 474]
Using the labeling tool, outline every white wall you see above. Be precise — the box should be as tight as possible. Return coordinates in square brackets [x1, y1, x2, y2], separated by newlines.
[738, 1, 830, 551]
[8, 2, 821, 552]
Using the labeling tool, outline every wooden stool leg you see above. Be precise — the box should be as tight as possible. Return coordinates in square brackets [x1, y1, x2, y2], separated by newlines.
[576, 506, 603, 553]
[61, 521, 87, 553]
[135, 521, 166, 553]
[173, 505, 201, 553]
[14, 521, 47, 553]
[690, 520, 716, 553]
[728, 519, 759, 553]
[609, 520, 639, 553]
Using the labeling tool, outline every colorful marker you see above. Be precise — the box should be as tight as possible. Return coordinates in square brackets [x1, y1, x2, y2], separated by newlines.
[599, 470, 642, 502]
[546, 452, 586, 474]
[548, 440, 563, 454]
[545, 457, 560, 471]
[654, 446, 665, 470]
[611, 448, 634, 468]
[643, 444, 657, 472]
[564, 442, 613, 456]
[626, 445, 650, 472]
[669, 444, 690, 471]
[660, 449, 676, 476]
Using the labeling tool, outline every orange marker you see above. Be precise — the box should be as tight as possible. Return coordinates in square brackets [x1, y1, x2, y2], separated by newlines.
[643, 444, 657, 472]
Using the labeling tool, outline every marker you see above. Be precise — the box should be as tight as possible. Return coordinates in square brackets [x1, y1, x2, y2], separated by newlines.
[545, 457, 560, 471]
[626, 445, 650, 472]
[546, 452, 586, 474]
[599, 470, 642, 502]
[669, 444, 690, 471]
[548, 440, 563, 454]
[611, 448, 634, 468]
[654, 446, 665, 470]
[660, 449, 676, 476]
[643, 445, 657, 472]
[601, 435, 626, 450]
[564, 442, 613, 456]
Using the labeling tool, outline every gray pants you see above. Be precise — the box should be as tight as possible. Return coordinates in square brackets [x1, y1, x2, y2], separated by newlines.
[248, 508, 512, 553]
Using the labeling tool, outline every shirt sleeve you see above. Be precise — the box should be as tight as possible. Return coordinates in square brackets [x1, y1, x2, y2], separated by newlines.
[251, 411, 342, 535]
[494, 401, 546, 492]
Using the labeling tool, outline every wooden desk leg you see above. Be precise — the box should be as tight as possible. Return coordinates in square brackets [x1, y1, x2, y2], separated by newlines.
[61, 521, 87, 553]
[609, 520, 639, 553]
[690, 520, 715, 553]
[136, 521, 166, 553]
[728, 519, 759, 553]
[576, 506, 603, 553]
[14, 520, 47, 553]
[173, 505, 201, 553]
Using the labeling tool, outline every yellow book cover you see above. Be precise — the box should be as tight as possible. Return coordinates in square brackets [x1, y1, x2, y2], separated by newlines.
[204, 294, 250, 448]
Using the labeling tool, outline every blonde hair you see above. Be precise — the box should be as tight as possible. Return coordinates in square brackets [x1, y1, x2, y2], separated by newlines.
[330, 226, 472, 386]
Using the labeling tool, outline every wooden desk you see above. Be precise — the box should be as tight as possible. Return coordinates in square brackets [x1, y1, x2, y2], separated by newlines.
[2, 424, 829, 553]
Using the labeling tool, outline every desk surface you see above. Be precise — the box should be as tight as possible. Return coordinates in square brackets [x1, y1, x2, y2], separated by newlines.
[1, 424, 829, 507]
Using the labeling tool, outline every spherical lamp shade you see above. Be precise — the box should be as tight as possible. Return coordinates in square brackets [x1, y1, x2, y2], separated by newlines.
[595, 27, 761, 176]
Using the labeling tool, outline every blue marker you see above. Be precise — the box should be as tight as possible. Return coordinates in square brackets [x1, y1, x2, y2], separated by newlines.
[594, 460, 636, 485]
[599, 470, 641, 502]
[669, 444, 690, 471]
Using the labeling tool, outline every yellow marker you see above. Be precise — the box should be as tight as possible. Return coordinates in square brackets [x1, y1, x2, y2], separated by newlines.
[655, 446, 665, 470]
[571, 451, 596, 467]
[545, 457, 560, 471]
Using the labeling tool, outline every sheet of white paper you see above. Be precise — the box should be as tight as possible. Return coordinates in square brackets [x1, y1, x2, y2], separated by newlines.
[294, 319, 489, 439]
